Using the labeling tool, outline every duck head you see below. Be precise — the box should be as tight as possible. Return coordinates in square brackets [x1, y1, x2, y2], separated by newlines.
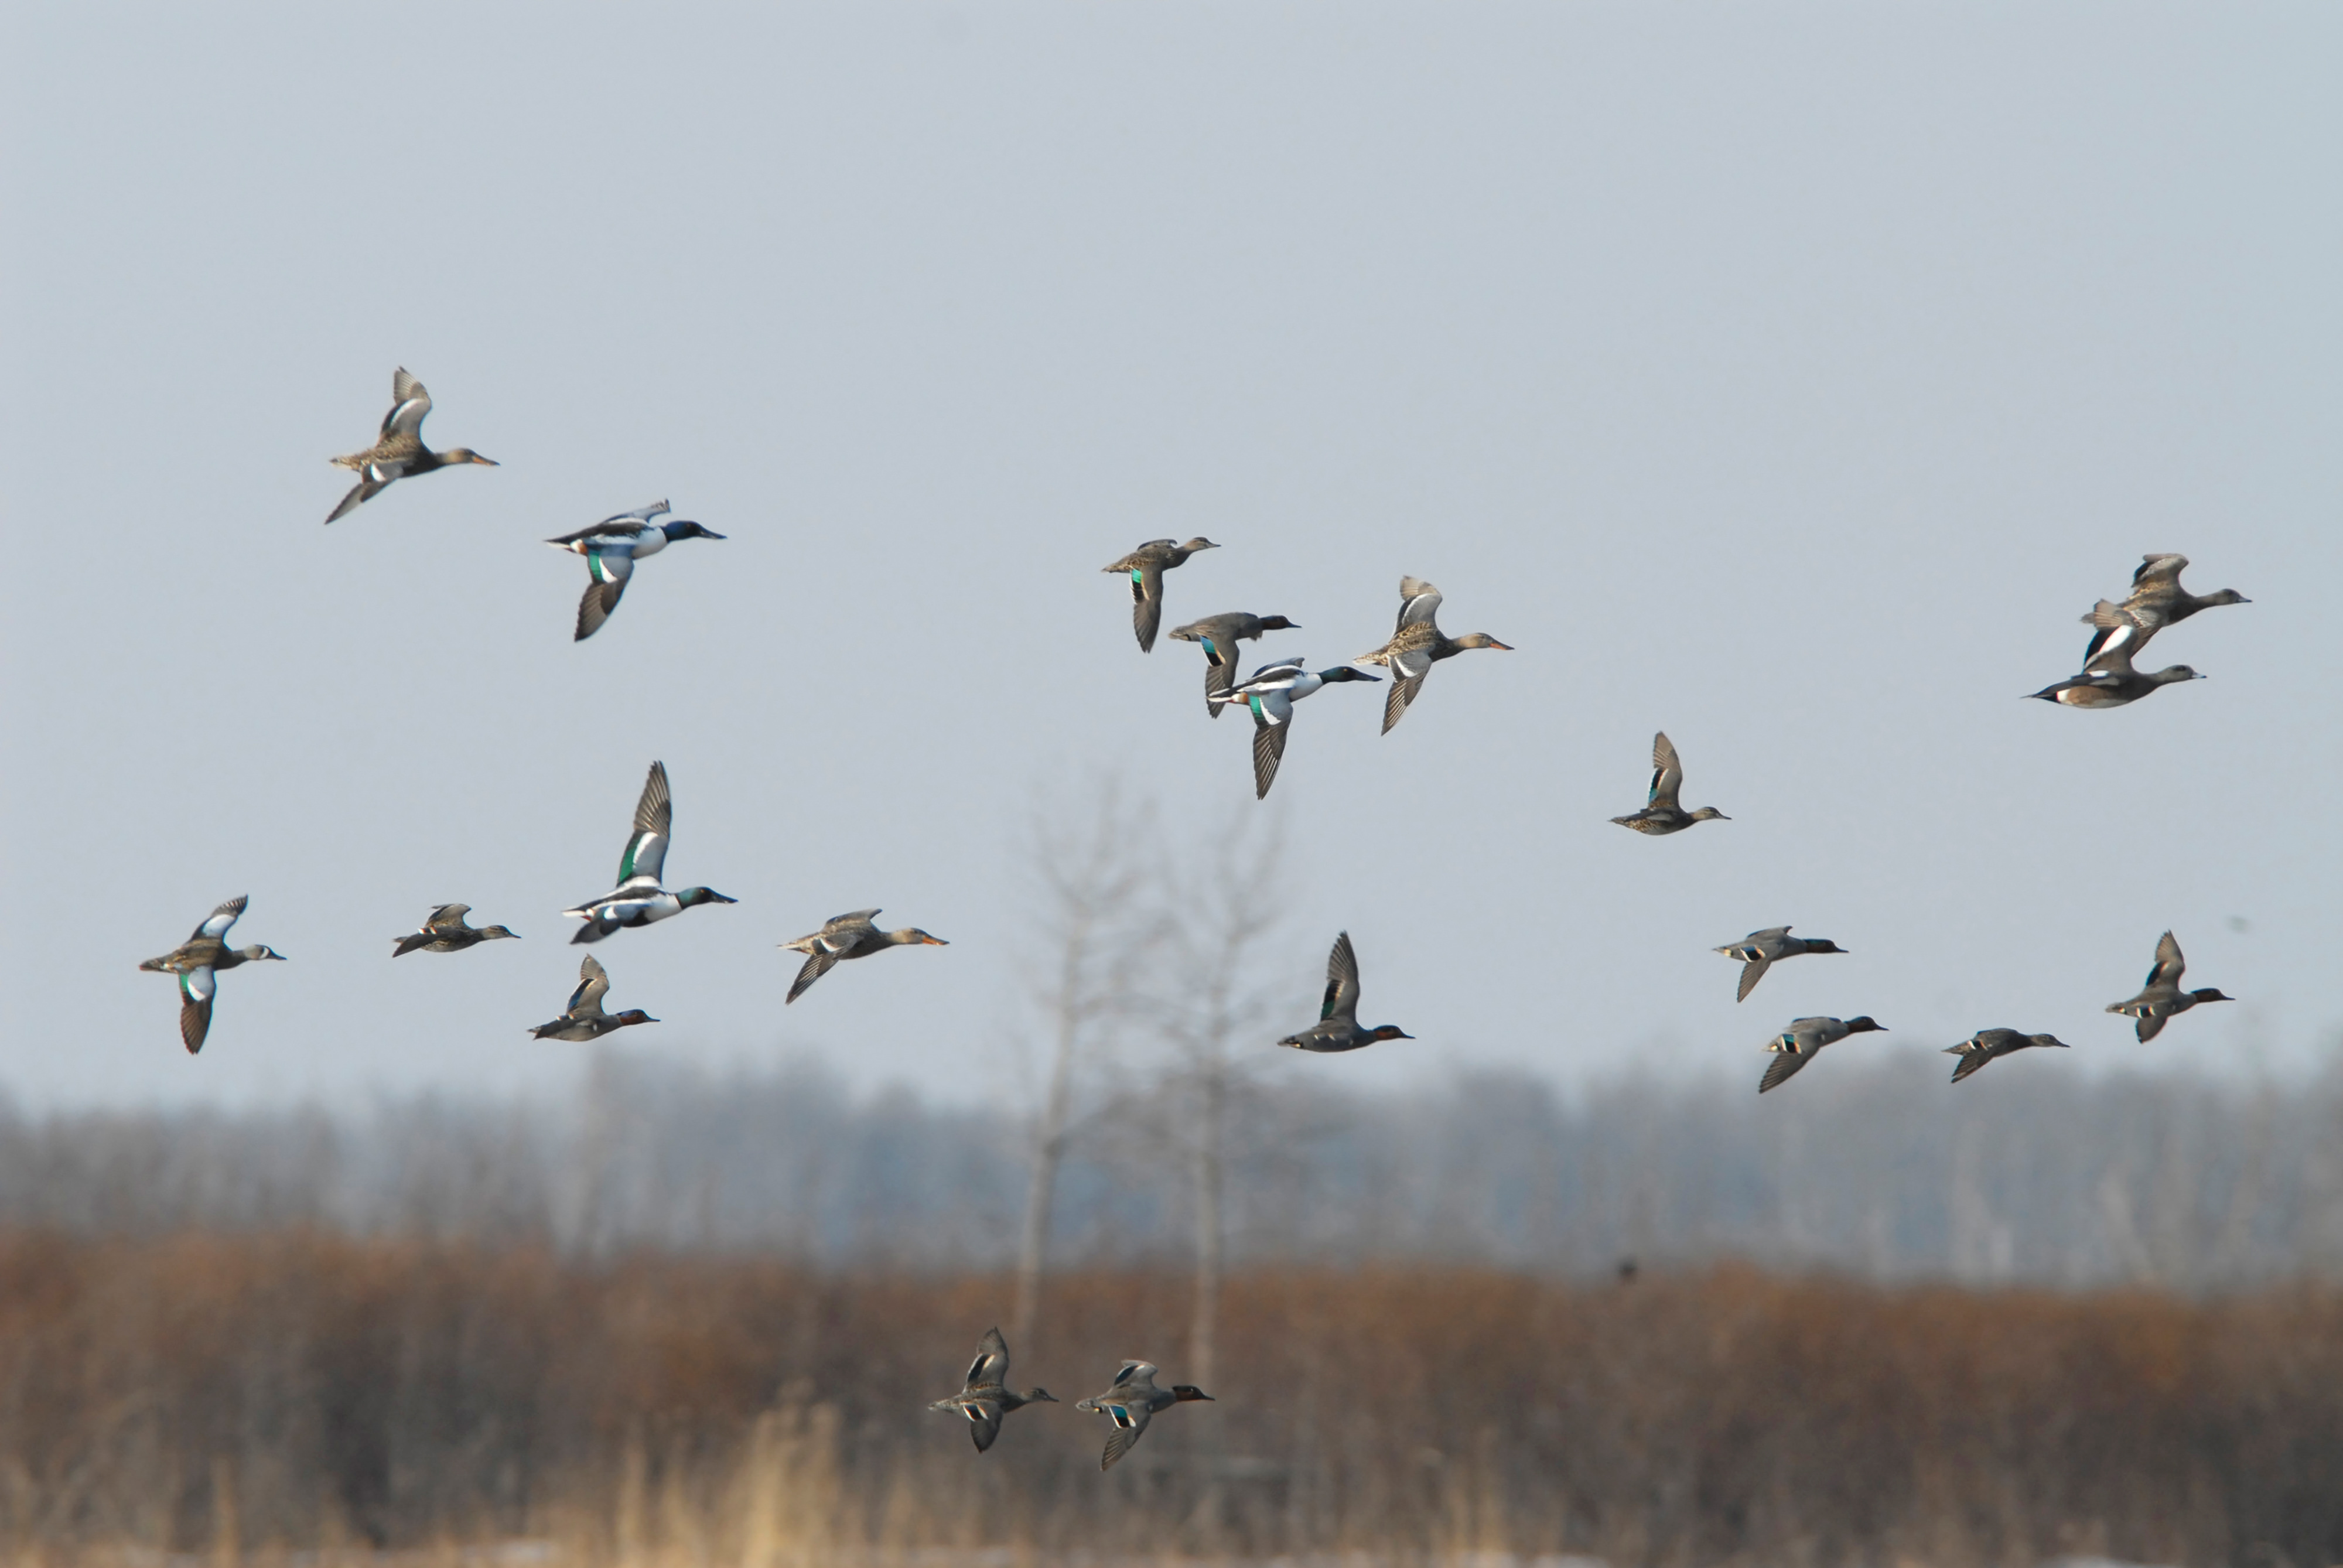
[1843, 1016, 1887, 1035]
[892, 928, 950, 947]
[1454, 633, 1514, 651]
[240, 945, 288, 962]
[1368, 1024, 1414, 1042]
[2204, 589, 2250, 606]
[1021, 1387, 1059, 1403]
[2036, 1034, 2074, 1048]
[1170, 1385, 1215, 1402]
[1316, 667, 1382, 684]
[614, 1010, 659, 1027]
[480, 926, 521, 941]
[662, 521, 727, 542]
[678, 888, 737, 908]
[1806, 940, 1847, 954]
[2190, 988, 2235, 1005]
[1258, 615, 1300, 631]
[443, 449, 498, 467]
[2153, 665, 2206, 684]
[1178, 537, 1220, 554]
[1688, 807, 1731, 823]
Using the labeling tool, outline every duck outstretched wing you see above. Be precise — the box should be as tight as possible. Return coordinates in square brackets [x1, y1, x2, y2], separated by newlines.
[617, 761, 671, 884]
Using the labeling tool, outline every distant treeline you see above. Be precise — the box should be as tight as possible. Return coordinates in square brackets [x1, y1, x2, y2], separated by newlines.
[0, 1232, 2335, 1565]
[5, 1048, 2341, 1287]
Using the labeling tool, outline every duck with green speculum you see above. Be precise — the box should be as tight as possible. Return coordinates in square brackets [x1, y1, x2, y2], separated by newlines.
[1758, 1015, 1886, 1094]
[1170, 612, 1300, 716]
[1104, 537, 1218, 653]
[1354, 577, 1514, 733]
[1213, 657, 1381, 798]
[546, 501, 726, 641]
[1715, 926, 1845, 1002]
[1944, 1027, 2071, 1083]
[393, 904, 520, 956]
[2105, 930, 2232, 1041]
[780, 909, 948, 1003]
[139, 896, 285, 1054]
[325, 368, 496, 522]
[928, 1328, 1057, 1453]
[527, 954, 657, 1041]
[1074, 1360, 1214, 1471]
[563, 760, 736, 944]
[1278, 931, 1413, 1053]
[1611, 732, 1730, 835]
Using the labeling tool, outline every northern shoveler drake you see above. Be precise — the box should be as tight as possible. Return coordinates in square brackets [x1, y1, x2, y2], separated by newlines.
[1758, 1015, 1886, 1094]
[326, 368, 496, 522]
[1169, 612, 1300, 717]
[393, 904, 520, 956]
[1074, 1361, 1214, 1471]
[1944, 1027, 2071, 1082]
[563, 761, 736, 943]
[1715, 926, 1845, 1002]
[928, 1328, 1057, 1452]
[780, 909, 947, 1003]
[138, 896, 285, 1054]
[1212, 657, 1381, 798]
[1278, 931, 1413, 1053]
[2106, 930, 2233, 1041]
[1354, 577, 1512, 733]
[1611, 732, 1730, 835]
[1103, 538, 1218, 653]
[545, 501, 726, 641]
[527, 954, 657, 1040]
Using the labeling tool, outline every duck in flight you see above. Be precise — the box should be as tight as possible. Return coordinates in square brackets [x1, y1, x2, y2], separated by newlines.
[1278, 931, 1413, 1052]
[2080, 553, 2249, 664]
[1611, 732, 1730, 835]
[1714, 927, 1845, 1002]
[139, 896, 285, 1054]
[2027, 644, 2204, 709]
[1102, 538, 1218, 653]
[563, 761, 736, 943]
[1757, 1015, 1886, 1094]
[2106, 931, 2232, 1041]
[325, 368, 496, 522]
[1354, 577, 1512, 734]
[545, 501, 726, 641]
[779, 909, 949, 1003]
[392, 904, 520, 956]
[527, 955, 657, 1041]
[1074, 1360, 1213, 1471]
[928, 1328, 1057, 1452]
[1169, 612, 1301, 717]
[1944, 1027, 2071, 1083]
[1213, 657, 1381, 798]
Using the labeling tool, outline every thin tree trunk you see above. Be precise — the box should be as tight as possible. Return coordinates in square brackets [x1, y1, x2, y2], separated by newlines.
[1009, 1016, 1077, 1352]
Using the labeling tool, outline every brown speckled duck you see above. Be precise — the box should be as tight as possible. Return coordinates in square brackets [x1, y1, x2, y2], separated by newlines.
[326, 368, 496, 522]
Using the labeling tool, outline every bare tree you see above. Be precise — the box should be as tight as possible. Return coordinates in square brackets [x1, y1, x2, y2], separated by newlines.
[1008, 783, 1163, 1353]
[1157, 807, 1290, 1395]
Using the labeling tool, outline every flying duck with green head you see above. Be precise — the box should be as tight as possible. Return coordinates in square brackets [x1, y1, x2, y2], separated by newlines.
[563, 760, 736, 944]
[545, 501, 727, 641]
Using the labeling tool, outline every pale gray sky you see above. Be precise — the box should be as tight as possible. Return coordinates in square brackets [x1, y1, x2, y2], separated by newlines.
[4, 2, 2337, 1111]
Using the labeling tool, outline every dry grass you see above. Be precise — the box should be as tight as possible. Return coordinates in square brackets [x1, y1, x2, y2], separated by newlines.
[0, 1232, 2334, 1566]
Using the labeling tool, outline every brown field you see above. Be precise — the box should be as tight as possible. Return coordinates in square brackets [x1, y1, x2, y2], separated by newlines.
[0, 1231, 2335, 1567]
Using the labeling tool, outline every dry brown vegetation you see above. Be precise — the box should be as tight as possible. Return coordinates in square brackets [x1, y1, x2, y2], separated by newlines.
[0, 1231, 2336, 1567]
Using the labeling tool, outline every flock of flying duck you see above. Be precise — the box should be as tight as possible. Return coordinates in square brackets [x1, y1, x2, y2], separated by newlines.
[128, 370, 2249, 1464]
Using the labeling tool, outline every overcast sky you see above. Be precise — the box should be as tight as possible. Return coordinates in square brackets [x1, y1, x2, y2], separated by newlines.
[3, 2, 2337, 1113]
